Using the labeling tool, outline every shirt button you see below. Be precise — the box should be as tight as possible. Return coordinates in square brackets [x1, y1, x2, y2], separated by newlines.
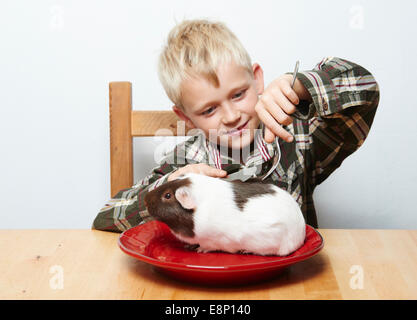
[322, 97, 328, 110]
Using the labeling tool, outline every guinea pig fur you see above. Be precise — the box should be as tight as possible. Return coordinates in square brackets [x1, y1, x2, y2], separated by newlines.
[144, 172, 306, 256]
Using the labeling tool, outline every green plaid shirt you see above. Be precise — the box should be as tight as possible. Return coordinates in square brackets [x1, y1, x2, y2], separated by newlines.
[92, 57, 380, 232]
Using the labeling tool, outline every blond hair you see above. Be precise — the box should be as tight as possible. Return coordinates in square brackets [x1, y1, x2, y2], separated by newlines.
[158, 19, 253, 110]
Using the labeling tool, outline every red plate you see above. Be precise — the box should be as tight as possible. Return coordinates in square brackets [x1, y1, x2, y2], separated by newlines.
[118, 220, 324, 285]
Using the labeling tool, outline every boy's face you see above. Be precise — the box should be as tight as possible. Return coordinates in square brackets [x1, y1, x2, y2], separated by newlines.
[173, 61, 264, 151]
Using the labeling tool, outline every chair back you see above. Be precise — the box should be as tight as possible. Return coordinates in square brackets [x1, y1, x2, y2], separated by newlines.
[109, 81, 193, 197]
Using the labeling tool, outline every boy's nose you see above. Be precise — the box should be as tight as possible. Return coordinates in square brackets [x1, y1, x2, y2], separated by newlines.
[221, 104, 241, 124]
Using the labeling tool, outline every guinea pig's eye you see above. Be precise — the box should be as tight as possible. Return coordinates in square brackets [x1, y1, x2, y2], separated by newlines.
[164, 192, 171, 199]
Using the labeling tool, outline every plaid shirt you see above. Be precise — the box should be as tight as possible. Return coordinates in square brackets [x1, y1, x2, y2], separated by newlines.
[92, 57, 380, 232]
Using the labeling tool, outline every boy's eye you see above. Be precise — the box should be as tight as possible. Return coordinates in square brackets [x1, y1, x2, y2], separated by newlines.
[233, 92, 242, 99]
[233, 89, 246, 99]
[201, 106, 216, 116]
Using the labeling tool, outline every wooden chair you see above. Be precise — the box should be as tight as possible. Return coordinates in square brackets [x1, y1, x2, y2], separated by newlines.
[108, 81, 193, 197]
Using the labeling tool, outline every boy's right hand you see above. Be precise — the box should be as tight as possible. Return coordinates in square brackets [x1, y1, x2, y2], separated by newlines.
[167, 164, 227, 182]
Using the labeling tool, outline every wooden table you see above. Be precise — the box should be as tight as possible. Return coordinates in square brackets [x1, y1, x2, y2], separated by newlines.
[0, 229, 416, 300]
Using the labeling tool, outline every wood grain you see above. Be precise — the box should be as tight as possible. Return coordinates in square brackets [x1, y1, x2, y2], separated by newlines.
[0, 229, 416, 300]
[131, 111, 195, 137]
[109, 82, 133, 197]
[108, 82, 195, 197]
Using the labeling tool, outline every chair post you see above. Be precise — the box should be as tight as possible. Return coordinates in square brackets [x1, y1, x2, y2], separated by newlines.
[109, 82, 133, 197]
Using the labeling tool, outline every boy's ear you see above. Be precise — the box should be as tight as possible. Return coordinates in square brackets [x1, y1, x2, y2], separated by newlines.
[172, 105, 196, 129]
[252, 63, 264, 95]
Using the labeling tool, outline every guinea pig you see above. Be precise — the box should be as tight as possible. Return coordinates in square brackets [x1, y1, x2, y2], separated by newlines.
[143, 172, 306, 256]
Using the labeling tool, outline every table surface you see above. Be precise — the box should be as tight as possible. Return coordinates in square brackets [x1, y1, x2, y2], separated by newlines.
[0, 228, 416, 300]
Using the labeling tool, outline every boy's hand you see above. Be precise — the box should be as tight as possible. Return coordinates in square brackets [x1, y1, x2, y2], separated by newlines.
[167, 164, 227, 181]
[255, 74, 311, 144]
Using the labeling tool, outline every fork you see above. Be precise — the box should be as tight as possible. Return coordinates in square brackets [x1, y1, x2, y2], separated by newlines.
[260, 60, 299, 181]
[224, 61, 299, 182]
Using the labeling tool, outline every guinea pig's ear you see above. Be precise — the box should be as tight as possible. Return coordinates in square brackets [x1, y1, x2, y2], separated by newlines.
[175, 186, 196, 210]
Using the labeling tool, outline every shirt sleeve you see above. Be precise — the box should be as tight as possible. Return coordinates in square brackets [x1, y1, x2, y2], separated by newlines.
[91, 135, 200, 233]
[91, 161, 177, 233]
[293, 57, 380, 187]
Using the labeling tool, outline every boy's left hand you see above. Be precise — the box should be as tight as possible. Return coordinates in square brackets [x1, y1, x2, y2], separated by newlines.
[255, 74, 309, 144]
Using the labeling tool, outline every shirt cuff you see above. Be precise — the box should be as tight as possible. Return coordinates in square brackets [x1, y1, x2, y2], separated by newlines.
[290, 70, 340, 120]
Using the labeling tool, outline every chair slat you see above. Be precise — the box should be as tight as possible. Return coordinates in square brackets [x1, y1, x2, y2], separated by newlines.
[109, 82, 196, 197]
[109, 82, 133, 197]
[131, 110, 193, 136]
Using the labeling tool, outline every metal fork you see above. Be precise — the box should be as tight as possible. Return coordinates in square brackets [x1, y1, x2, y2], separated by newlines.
[224, 61, 299, 182]
[260, 60, 299, 181]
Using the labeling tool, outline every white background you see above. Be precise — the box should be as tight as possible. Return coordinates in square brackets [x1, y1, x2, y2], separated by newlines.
[1, 0, 416, 229]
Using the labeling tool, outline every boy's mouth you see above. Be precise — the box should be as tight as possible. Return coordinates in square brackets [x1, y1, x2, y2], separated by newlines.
[224, 120, 249, 136]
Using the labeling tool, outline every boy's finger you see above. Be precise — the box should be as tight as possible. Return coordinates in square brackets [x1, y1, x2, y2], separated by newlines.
[264, 127, 276, 144]
[276, 89, 297, 115]
[206, 166, 227, 177]
[282, 79, 300, 105]
[215, 169, 228, 176]
[260, 93, 293, 126]
[271, 124, 293, 143]
[258, 108, 293, 143]
[270, 103, 294, 126]
[262, 95, 293, 126]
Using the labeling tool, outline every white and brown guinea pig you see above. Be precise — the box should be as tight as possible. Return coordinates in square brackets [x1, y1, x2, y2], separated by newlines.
[144, 173, 306, 256]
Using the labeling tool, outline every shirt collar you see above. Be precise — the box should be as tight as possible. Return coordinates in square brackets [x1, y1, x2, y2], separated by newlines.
[204, 122, 278, 170]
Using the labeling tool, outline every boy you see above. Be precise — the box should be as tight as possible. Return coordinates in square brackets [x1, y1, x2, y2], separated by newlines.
[92, 19, 379, 232]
